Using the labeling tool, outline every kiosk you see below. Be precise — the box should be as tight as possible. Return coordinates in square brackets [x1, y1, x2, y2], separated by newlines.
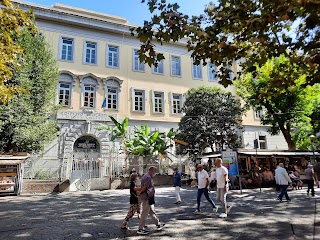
[0, 154, 29, 196]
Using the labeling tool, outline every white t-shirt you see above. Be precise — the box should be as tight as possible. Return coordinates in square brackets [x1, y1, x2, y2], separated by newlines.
[216, 166, 228, 188]
[198, 170, 209, 188]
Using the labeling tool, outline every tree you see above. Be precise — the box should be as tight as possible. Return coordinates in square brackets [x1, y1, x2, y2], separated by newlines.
[102, 117, 175, 167]
[133, 0, 319, 88]
[0, 0, 37, 103]
[235, 55, 320, 150]
[177, 86, 243, 158]
[0, 29, 59, 152]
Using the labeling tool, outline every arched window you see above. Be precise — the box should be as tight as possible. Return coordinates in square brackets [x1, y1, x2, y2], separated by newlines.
[79, 73, 100, 109]
[57, 71, 77, 108]
[103, 77, 123, 110]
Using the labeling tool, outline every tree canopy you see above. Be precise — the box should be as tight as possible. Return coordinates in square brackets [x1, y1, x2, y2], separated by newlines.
[235, 55, 320, 151]
[177, 86, 243, 158]
[0, 0, 37, 104]
[134, 0, 319, 88]
[0, 29, 59, 152]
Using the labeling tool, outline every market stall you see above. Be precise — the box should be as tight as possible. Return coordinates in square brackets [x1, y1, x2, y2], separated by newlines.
[0, 154, 29, 196]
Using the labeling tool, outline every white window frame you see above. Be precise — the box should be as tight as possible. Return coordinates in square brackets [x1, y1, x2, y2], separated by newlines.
[170, 92, 183, 115]
[152, 91, 165, 114]
[258, 135, 267, 149]
[170, 55, 181, 77]
[208, 63, 218, 81]
[107, 44, 120, 68]
[83, 41, 97, 65]
[192, 60, 203, 80]
[79, 74, 100, 109]
[226, 65, 234, 80]
[254, 107, 264, 120]
[131, 88, 146, 112]
[133, 49, 145, 72]
[152, 53, 164, 74]
[58, 83, 71, 107]
[59, 36, 74, 62]
[56, 71, 76, 108]
[103, 78, 123, 111]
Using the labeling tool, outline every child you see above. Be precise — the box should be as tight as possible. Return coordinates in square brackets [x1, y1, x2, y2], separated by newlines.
[121, 173, 141, 229]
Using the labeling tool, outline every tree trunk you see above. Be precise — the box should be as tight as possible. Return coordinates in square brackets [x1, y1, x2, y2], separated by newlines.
[279, 124, 296, 151]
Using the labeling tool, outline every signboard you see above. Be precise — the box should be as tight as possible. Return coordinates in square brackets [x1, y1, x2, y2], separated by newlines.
[222, 149, 239, 176]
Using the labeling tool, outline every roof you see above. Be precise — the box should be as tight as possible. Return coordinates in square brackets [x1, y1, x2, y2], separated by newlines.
[237, 151, 320, 156]
[0, 154, 29, 165]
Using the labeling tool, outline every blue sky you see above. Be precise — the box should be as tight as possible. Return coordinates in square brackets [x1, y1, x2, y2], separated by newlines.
[23, 0, 212, 26]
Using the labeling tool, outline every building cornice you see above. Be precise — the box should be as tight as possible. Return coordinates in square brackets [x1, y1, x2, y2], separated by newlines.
[10, 1, 189, 47]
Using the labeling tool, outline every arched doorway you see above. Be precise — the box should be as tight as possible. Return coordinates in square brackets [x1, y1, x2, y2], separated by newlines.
[71, 135, 101, 191]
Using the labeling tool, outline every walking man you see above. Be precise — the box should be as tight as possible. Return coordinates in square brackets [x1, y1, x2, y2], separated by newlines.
[194, 164, 218, 214]
[215, 158, 231, 218]
[137, 166, 165, 235]
[305, 164, 315, 196]
[173, 167, 182, 204]
[275, 163, 292, 202]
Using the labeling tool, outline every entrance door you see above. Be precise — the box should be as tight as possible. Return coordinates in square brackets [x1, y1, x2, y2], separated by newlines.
[71, 136, 100, 191]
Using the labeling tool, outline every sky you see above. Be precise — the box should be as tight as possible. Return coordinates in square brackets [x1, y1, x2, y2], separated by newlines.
[22, 0, 212, 26]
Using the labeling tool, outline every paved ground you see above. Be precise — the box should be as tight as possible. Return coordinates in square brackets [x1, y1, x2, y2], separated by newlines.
[0, 186, 319, 240]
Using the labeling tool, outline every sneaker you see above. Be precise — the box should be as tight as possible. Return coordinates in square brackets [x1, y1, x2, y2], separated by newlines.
[213, 206, 219, 213]
[226, 205, 232, 214]
[193, 209, 201, 214]
[174, 201, 181, 204]
[219, 213, 228, 218]
[137, 229, 149, 235]
[275, 198, 282, 203]
[120, 225, 128, 230]
[156, 223, 165, 231]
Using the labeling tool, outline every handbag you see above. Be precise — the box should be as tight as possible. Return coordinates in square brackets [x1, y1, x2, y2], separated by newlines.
[149, 195, 155, 205]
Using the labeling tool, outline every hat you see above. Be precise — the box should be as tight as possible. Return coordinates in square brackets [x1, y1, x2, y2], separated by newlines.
[131, 168, 136, 171]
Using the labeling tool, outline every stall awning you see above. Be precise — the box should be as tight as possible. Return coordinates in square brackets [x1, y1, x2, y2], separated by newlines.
[0, 155, 29, 165]
[237, 151, 320, 156]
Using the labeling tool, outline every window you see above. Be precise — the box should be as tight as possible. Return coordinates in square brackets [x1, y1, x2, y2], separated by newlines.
[107, 45, 119, 68]
[105, 88, 117, 110]
[57, 72, 76, 108]
[103, 78, 122, 110]
[133, 89, 145, 112]
[171, 93, 183, 114]
[259, 135, 267, 149]
[60, 37, 74, 61]
[58, 83, 71, 106]
[254, 108, 264, 119]
[84, 42, 97, 64]
[226, 65, 234, 80]
[171, 56, 181, 76]
[208, 64, 218, 81]
[79, 74, 100, 109]
[153, 60, 164, 74]
[133, 49, 145, 72]
[192, 60, 203, 79]
[153, 91, 164, 113]
[84, 85, 95, 108]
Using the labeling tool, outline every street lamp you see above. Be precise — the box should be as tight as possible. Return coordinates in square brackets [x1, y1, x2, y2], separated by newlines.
[309, 135, 316, 165]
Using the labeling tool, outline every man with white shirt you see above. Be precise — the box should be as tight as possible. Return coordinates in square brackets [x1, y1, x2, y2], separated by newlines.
[275, 163, 292, 202]
[194, 164, 218, 214]
[215, 158, 231, 218]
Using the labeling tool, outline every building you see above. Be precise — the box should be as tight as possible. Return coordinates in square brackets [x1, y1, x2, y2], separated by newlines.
[11, 1, 287, 190]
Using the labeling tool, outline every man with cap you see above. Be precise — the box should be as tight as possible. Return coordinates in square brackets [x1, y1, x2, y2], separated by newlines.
[137, 166, 165, 235]
[305, 164, 315, 196]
